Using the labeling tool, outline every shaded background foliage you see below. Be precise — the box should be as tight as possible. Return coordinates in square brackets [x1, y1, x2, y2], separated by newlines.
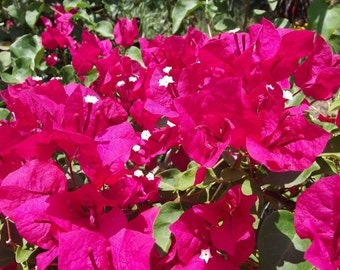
[0, 0, 339, 91]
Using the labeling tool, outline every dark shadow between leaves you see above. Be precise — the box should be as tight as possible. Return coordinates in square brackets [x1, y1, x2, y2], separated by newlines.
[258, 210, 307, 270]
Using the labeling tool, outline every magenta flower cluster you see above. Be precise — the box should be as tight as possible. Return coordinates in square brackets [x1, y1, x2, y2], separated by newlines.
[1, 5, 340, 269]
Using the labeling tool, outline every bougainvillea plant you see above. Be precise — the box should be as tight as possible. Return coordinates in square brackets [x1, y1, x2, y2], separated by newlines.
[0, 0, 340, 269]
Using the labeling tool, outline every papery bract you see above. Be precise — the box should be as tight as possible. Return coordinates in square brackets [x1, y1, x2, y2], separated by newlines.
[169, 185, 256, 268]
[295, 35, 340, 100]
[295, 175, 340, 269]
[174, 78, 241, 167]
[246, 105, 330, 171]
[0, 159, 67, 217]
[71, 30, 111, 75]
[114, 18, 139, 47]
[95, 121, 137, 173]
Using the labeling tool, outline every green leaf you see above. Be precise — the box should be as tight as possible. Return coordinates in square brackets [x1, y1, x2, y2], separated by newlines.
[63, 0, 89, 10]
[15, 242, 36, 264]
[153, 202, 184, 255]
[328, 34, 340, 54]
[0, 108, 11, 121]
[1, 72, 20, 84]
[84, 68, 99, 87]
[5, 3, 26, 25]
[285, 86, 305, 108]
[25, 2, 45, 29]
[329, 97, 340, 112]
[214, 18, 238, 32]
[60, 65, 79, 84]
[13, 57, 35, 81]
[95, 20, 114, 39]
[258, 161, 320, 188]
[0, 51, 11, 72]
[10, 34, 43, 68]
[171, 0, 203, 34]
[158, 161, 199, 191]
[125, 46, 145, 68]
[320, 135, 340, 159]
[2, 57, 35, 83]
[72, 9, 95, 26]
[320, 5, 340, 40]
[258, 210, 312, 270]
[221, 167, 246, 182]
[307, 0, 328, 36]
[284, 161, 320, 188]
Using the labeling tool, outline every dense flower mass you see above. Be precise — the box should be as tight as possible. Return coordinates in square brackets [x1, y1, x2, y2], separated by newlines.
[295, 175, 340, 270]
[0, 5, 340, 269]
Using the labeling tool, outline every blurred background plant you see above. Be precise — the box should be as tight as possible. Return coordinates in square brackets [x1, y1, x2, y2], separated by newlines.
[0, 0, 339, 90]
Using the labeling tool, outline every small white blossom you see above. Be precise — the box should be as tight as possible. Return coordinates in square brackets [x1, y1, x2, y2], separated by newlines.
[134, 169, 144, 177]
[32, 76, 42, 81]
[116, 80, 126, 87]
[84, 95, 99, 104]
[146, 172, 155, 181]
[283, 90, 293, 100]
[51, 76, 62, 80]
[141, 130, 152, 141]
[199, 248, 213, 263]
[128, 76, 138, 82]
[266, 84, 274, 91]
[162, 66, 172, 74]
[228, 27, 240, 33]
[132, 144, 141, 152]
[159, 75, 174, 87]
[167, 120, 176, 127]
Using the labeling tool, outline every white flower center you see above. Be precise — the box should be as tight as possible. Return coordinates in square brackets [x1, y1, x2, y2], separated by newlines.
[141, 130, 152, 141]
[32, 76, 42, 81]
[133, 169, 144, 177]
[162, 66, 172, 74]
[145, 172, 154, 181]
[283, 90, 293, 100]
[159, 75, 174, 88]
[167, 120, 176, 127]
[132, 144, 141, 152]
[266, 84, 274, 91]
[84, 95, 99, 104]
[128, 76, 138, 82]
[116, 80, 126, 87]
[199, 248, 213, 263]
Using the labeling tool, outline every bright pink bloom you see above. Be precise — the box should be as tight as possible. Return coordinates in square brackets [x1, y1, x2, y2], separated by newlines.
[168, 185, 256, 268]
[0, 160, 67, 217]
[71, 30, 112, 75]
[114, 18, 139, 47]
[294, 35, 340, 100]
[246, 105, 330, 171]
[295, 175, 340, 269]
[95, 51, 146, 110]
[103, 170, 160, 208]
[44, 53, 60, 67]
[174, 78, 241, 167]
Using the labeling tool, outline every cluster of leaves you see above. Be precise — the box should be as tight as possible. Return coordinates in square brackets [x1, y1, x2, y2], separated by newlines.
[0, 0, 340, 270]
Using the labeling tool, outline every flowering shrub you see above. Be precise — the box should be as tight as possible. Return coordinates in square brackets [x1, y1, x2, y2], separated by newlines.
[0, 1, 340, 269]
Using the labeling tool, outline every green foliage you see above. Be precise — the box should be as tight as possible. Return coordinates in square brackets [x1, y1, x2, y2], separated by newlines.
[258, 210, 313, 270]
[153, 202, 184, 255]
[171, 0, 203, 34]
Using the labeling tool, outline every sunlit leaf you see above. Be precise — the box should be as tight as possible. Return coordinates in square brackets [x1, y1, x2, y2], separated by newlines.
[153, 202, 184, 255]
[25, 2, 45, 29]
[171, 0, 203, 34]
[258, 210, 313, 270]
